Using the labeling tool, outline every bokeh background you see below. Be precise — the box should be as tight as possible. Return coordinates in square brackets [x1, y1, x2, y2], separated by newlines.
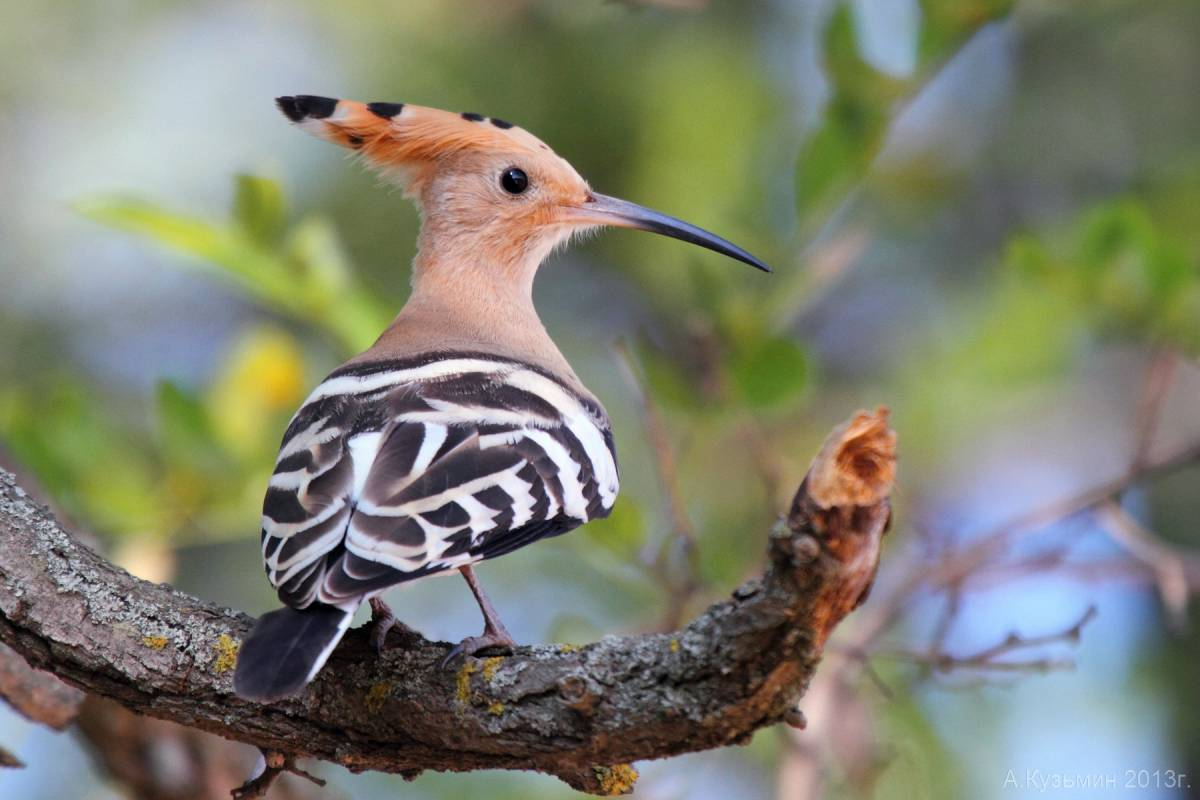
[2, 0, 1199, 798]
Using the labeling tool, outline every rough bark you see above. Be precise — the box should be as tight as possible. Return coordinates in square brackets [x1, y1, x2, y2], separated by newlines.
[0, 409, 895, 796]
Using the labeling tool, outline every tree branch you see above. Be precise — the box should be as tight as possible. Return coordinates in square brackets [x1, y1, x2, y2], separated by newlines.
[0, 409, 895, 796]
[0, 641, 83, 730]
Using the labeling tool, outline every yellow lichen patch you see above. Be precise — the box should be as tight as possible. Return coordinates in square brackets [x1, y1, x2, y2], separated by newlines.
[557, 643, 578, 654]
[213, 634, 239, 673]
[594, 764, 639, 796]
[481, 656, 503, 682]
[455, 661, 477, 705]
[487, 701, 505, 716]
[669, 638, 680, 653]
[142, 635, 169, 650]
[365, 682, 392, 713]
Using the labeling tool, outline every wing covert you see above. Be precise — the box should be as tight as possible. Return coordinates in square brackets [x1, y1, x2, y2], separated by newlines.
[259, 355, 619, 610]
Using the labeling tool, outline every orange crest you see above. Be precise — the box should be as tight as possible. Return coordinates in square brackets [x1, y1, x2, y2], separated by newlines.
[277, 95, 555, 190]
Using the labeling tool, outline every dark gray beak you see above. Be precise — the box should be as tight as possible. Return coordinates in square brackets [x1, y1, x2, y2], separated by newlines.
[561, 192, 772, 273]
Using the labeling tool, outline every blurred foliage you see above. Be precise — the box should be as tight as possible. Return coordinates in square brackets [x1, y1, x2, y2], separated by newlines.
[795, 0, 1015, 226]
[2, 0, 1200, 798]
[3, 175, 399, 543]
[1008, 200, 1200, 354]
[0, 324, 309, 544]
[77, 174, 392, 354]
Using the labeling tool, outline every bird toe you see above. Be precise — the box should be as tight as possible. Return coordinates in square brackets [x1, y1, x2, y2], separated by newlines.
[439, 633, 516, 669]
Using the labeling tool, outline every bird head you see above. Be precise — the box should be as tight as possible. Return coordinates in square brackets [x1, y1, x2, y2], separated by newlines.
[276, 95, 770, 281]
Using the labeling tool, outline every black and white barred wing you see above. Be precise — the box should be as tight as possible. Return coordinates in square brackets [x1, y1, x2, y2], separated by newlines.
[259, 359, 619, 610]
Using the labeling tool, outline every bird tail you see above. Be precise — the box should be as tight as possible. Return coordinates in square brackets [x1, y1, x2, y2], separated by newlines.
[233, 604, 354, 702]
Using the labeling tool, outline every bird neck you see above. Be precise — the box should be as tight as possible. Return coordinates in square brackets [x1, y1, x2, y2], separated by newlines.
[361, 246, 588, 395]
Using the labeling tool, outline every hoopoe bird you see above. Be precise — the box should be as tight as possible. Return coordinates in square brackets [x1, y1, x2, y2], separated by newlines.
[233, 94, 770, 702]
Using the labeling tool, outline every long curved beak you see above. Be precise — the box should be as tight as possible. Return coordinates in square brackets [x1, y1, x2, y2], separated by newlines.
[561, 193, 772, 273]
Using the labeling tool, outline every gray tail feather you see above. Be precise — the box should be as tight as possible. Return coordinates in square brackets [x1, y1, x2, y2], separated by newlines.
[233, 604, 353, 702]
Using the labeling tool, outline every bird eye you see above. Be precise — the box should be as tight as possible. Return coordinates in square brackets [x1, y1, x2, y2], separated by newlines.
[500, 167, 529, 195]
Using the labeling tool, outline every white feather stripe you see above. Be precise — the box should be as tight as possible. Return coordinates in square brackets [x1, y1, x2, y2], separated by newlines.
[563, 417, 618, 507]
[347, 432, 383, 500]
[502, 369, 589, 419]
[423, 552, 481, 575]
[260, 599, 355, 678]
[296, 117, 332, 138]
[303, 359, 511, 403]
[268, 469, 309, 490]
[504, 370, 618, 505]
[344, 529, 429, 572]
[478, 430, 524, 449]
[410, 423, 448, 476]
[269, 442, 346, 491]
[539, 474, 561, 519]
[354, 462, 529, 519]
[453, 494, 505, 537]
[301, 607, 355, 682]
[270, 517, 346, 581]
[277, 416, 334, 460]
[495, 471, 537, 528]
[262, 496, 347, 544]
[409, 516, 471, 561]
[521, 429, 588, 520]
[399, 400, 550, 429]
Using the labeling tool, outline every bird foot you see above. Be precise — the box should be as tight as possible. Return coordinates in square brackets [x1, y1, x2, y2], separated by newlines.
[439, 630, 517, 669]
[369, 598, 418, 655]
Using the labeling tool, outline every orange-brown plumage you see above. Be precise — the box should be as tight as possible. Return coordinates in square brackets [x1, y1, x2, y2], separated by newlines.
[274, 93, 770, 391]
[282, 96, 574, 201]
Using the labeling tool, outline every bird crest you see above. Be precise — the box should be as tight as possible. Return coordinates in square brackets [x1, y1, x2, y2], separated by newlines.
[276, 95, 563, 194]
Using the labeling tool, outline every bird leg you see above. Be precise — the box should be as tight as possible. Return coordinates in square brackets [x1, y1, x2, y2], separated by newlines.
[441, 565, 517, 667]
[368, 597, 418, 654]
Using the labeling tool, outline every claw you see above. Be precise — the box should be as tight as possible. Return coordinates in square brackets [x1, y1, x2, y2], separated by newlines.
[369, 597, 417, 655]
[439, 630, 517, 669]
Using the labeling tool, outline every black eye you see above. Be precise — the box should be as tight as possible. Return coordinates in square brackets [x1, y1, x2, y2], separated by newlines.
[500, 167, 529, 195]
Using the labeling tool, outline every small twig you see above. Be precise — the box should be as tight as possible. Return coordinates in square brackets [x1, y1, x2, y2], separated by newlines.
[925, 581, 963, 661]
[869, 606, 1097, 677]
[232, 751, 325, 799]
[858, 657, 895, 701]
[1130, 348, 1178, 471]
[1096, 501, 1193, 628]
[740, 416, 791, 513]
[770, 228, 872, 331]
[971, 556, 1200, 590]
[613, 340, 703, 628]
[858, 438, 1200, 649]
[0, 743, 24, 769]
[610, 0, 706, 9]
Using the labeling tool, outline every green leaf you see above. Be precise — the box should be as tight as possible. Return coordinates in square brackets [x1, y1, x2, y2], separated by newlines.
[287, 216, 351, 292]
[78, 197, 228, 261]
[76, 197, 297, 303]
[795, 7, 906, 222]
[1008, 198, 1200, 354]
[79, 181, 393, 356]
[233, 174, 286, 247]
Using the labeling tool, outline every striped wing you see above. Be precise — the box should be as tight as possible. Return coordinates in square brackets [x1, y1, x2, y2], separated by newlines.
[259, 355, 618, 610]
